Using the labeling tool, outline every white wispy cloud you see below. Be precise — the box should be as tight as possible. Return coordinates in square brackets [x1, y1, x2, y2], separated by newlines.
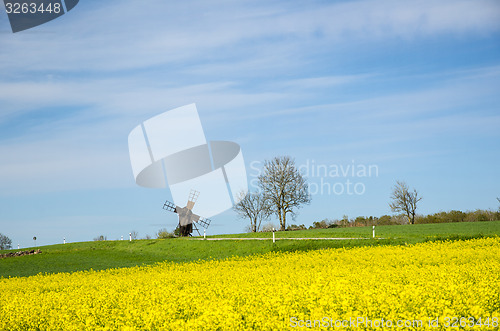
[1, 0, 499, 74]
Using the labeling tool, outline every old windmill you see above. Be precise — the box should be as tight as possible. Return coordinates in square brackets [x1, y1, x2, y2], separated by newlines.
[163, 190, 211, 236]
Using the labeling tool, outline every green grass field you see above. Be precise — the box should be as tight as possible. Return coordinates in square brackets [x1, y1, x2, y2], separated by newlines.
[211, 220, 500, 239]
[1, 221, 499, 278]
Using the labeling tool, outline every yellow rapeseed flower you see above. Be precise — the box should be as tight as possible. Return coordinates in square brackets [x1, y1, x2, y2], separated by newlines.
[0, 238, 498, 330]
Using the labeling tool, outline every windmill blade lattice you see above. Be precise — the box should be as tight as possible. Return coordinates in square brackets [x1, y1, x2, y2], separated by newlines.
[163, 200, 176, 213]
[189, 190, 200, 204]
[197, 217, 211, 229]
[186, 190, 200, 210]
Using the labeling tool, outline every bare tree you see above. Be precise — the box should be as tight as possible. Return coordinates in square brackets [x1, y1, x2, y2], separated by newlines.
[0, 233, 12, 250]
[233, 191, 271, 232]
[258, 156, 311, 231]
[389, 181, 422, 225]
[130, 230, 139, 240]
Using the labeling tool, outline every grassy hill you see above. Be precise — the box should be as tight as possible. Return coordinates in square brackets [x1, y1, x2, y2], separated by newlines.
[1, 221, 499, 278]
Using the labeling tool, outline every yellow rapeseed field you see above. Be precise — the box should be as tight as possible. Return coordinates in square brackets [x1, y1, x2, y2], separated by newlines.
[0, 238, 499, 330]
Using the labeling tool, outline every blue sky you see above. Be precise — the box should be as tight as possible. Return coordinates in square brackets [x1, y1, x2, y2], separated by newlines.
[0, 0, 499, 247]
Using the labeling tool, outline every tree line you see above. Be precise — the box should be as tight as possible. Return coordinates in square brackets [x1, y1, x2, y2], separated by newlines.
[306, 209, 500, 230]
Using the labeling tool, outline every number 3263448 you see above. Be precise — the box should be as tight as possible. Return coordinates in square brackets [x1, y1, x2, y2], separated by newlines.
[5, 2, 62, 14]
[443, 317, 498, 328]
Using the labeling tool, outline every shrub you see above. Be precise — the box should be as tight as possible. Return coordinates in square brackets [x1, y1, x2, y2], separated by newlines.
[311, 218, 337, 229]
[286, 224, 307, 231]
[261, 223, 277, 232]
[156, 228, 175, 239]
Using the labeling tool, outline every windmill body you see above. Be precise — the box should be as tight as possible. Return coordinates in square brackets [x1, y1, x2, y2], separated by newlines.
[163, 190, 211, 236]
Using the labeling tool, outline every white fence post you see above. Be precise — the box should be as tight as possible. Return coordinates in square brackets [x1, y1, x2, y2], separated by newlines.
[129, 233, 132, 241]
[204, 229, 206, 240]
[63, 237, 66, 244]
[373, 225, 375, 238]
[272, 228, 275, 243]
